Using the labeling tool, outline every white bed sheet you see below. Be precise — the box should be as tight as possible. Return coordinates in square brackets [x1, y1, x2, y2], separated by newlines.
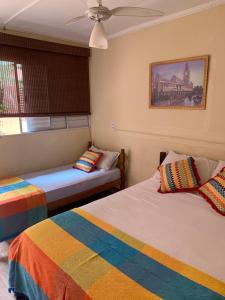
[82, 176, 225, 282]
[21, 165, 120, 203]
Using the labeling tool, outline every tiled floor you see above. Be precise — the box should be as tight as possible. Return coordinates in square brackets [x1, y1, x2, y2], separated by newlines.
[0, 242, 14, 300]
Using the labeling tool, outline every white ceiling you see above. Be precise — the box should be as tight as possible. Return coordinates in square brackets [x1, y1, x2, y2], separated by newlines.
[0, 0, 221, 44]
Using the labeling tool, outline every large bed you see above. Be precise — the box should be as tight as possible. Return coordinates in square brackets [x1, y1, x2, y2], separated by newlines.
[8, 161, 225, 300]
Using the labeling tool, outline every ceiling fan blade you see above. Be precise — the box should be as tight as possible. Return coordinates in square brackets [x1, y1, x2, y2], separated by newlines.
[111, 7, 164, 17]
[65, 15, 86, 25]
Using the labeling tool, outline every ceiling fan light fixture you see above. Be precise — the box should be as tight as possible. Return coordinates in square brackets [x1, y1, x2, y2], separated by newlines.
[67, 0, 164, 49]
[89, 21, 108, 50]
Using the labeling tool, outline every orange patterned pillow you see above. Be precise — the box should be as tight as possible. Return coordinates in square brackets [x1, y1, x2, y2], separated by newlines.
[74, 150, 103, 173]
[198, 167, 225, 216]
[158, 157, 201, 193]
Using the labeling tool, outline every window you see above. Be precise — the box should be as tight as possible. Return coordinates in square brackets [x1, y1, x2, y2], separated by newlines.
[0, 117, 20, 135]
[0, 115, 89, 135]
[0, 33, 90, 135]
[0, 61, 23, 115]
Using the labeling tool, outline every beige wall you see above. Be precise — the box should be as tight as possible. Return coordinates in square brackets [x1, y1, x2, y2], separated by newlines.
[0, 128, 90, 179]
[90, 5, 225, 186]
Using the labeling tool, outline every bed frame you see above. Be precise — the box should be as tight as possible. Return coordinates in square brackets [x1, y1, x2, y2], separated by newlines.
[47, 142, 126, 212]
[160, 152, 167, 165]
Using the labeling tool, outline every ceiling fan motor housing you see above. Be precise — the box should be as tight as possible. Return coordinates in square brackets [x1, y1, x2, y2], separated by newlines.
[88, 6, 112, 21]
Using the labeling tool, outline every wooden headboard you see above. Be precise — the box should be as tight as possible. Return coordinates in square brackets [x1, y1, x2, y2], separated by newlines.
[160, 152, 167, 165]
[88, 141, 125, 190]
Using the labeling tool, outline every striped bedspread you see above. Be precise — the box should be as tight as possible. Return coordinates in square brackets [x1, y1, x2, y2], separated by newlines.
[8, 208, 225, 300]
[0, 177, 47, 242]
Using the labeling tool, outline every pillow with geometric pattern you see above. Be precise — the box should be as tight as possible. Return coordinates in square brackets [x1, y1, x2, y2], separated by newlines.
[158, 157, 201, 193]
[198, 167, 225, 216]
[74, 150, 103, 173]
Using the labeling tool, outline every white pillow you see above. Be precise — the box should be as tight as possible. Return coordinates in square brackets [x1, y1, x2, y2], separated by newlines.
[161, 150, 187, 165]
[212, 160, 225, 177]
[89, 145, 120, 170]
[159, 150, 217, 184]
[194, 157, 218, 184]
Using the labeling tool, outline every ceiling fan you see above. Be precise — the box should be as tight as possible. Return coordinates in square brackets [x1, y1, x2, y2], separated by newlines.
[66, 0, 164, 50]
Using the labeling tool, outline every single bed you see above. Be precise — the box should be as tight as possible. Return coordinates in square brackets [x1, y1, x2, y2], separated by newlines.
[8, 152, 225, 300]
[21, 164, 121, 210]
[21, 142, 126, 211]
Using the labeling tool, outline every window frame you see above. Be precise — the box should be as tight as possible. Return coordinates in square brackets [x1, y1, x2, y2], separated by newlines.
[0, 115, 90, 136]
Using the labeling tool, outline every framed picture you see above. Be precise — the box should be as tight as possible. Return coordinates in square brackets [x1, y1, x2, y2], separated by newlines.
[149, 55, 209, 110]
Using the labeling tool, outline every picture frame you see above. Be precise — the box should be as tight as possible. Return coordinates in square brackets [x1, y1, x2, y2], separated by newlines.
[149, 55, 209, 110]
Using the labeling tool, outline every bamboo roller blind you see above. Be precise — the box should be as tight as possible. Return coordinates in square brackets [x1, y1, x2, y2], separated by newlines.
[0, 33, 90, 117]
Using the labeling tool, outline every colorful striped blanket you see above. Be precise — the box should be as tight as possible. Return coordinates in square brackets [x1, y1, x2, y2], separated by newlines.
[9, 208, 225, 300]
[0, 177, 47, 242]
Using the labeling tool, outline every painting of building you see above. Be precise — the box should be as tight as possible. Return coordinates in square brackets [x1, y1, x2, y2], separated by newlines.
[150, 56, 209, 109]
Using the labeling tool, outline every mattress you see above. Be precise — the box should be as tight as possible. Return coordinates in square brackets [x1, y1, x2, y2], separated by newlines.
[20, 165, 120, 203]
[82, 176, 225, 282]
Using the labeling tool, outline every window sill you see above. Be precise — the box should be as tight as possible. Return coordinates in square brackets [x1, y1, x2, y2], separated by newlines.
[0, 126, 89, 138]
